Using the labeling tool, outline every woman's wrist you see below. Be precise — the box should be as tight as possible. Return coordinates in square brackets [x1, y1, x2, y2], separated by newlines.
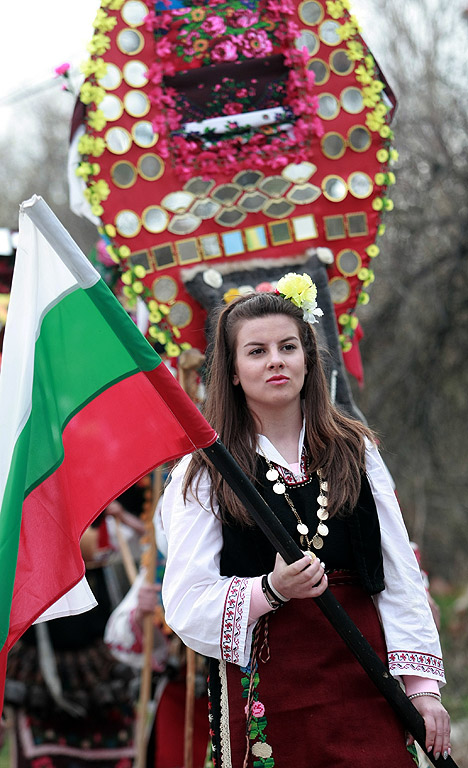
[403, 674, 440, 697]
[267, 572, 290, 603]
[261, 573, 289, 610]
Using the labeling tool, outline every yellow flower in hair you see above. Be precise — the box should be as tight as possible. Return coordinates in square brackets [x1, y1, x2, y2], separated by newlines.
[277, 272, 316, 306]
[276, 272, 323, 325]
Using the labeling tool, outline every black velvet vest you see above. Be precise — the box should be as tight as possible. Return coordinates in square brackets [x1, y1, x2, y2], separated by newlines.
[219, 456, 385, 594]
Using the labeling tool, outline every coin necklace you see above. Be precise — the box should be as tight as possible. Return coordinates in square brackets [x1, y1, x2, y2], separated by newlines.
[264, 458, 329, 554]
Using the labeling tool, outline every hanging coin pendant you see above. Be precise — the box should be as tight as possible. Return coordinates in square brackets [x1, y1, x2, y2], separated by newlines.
[320, 481, 328, 492]
[312, 534, 324, 549]
[273, 481, 286, 494]
[297, 522, 309, 536]
[317, 522, 329, 537]
[317, 494, 328, 506]
[304, 550, 316, 561]
[266, 468, 279, 482]
[317, 508, 329, 521]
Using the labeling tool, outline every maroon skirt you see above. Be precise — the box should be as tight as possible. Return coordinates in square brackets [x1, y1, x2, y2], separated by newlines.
[222, 573, 416, 768]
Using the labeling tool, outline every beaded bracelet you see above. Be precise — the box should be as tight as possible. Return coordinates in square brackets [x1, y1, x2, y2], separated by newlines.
[408, 691, 441, 701]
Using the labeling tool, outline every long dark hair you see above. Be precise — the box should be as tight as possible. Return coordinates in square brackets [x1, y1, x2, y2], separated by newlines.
[183, 292, 374, 524]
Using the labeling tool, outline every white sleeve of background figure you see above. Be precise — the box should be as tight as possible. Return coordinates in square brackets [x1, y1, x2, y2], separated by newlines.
[161, 455, 256, 667]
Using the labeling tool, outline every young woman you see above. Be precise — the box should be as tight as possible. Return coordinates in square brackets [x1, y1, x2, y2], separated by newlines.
[161, 278, 451, 767]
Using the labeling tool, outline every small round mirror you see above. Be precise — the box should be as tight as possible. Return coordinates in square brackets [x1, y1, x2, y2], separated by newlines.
[299, 1, 323, 25]
[121, 0, 148, 26]
[115, 210, 141, 237]
[319, 20, 341, 45]
[307, 59, 329, 85]
[105, 127, 132, 154]
[330, 49, 354, 75]
[142, 206, 168, 233]
[132, 121, 157, 148]
[321, 132, 345, 159]
[124, 90, 150, 117]
[348, 172, 373, 198]
[153, 276, 178, 303]
[322, 175, 347, 202]
[348, 126, 371, 152]
[100, 94, 123, 121]
[138, 154, 164, 181]
[294, 30, 319, 56]
[97, 63, 122, 90]
[329, 277, 350, 304]
[168, 302, 192, 329]
[111, 161, 137, 188]
[341, 87, 364, 114]
[337, 249, 361, 276]
[318, 93, 339, 120]
[123, 60, 148, 87]
[117, 28, 144, 55]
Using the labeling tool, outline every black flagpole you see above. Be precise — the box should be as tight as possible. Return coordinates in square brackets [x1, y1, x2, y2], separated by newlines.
[203, 439, 457, 768]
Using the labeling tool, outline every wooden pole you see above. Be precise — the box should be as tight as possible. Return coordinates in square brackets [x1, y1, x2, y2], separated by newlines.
[114, 519, 138, 586]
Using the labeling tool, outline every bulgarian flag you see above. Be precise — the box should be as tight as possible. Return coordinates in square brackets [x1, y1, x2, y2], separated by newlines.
[0, 195, 216, 711]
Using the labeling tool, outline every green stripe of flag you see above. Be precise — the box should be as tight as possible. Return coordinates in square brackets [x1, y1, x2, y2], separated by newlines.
[24, 281, 159, 496]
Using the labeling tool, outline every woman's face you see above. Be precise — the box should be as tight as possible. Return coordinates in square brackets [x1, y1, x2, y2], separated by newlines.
[232, 314, 307, 417]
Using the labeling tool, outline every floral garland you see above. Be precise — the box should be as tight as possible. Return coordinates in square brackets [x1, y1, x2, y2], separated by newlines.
[145, 0, 323, 180]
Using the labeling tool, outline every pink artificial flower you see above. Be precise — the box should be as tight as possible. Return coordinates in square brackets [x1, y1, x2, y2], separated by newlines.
[236, 88, 248, 98]
[202, 15, 226, 36]
[230, 9, 259, 28]
[211, 38, 238, 62]
[155, 38, 172, 58]
[54, 62, 70, 76]
[223, 102, 243, 115]
[97, 239, 114, 267]
[238, 30, 273, 59]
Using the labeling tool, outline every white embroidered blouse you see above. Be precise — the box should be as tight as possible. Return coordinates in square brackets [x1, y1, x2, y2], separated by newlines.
[161, 430, 445, 687]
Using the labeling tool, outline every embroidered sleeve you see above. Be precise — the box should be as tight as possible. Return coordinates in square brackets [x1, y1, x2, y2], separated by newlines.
[388, 652, 444, 680]
[365, 440, 446, 687]
[221, 576, 251, 663]
[162, 457, 256, 667]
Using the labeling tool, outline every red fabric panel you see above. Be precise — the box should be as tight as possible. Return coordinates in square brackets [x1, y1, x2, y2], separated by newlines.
[7, 371, 215, 650]
[226, 577, 415, 768]
[155, 681, 209, 768]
